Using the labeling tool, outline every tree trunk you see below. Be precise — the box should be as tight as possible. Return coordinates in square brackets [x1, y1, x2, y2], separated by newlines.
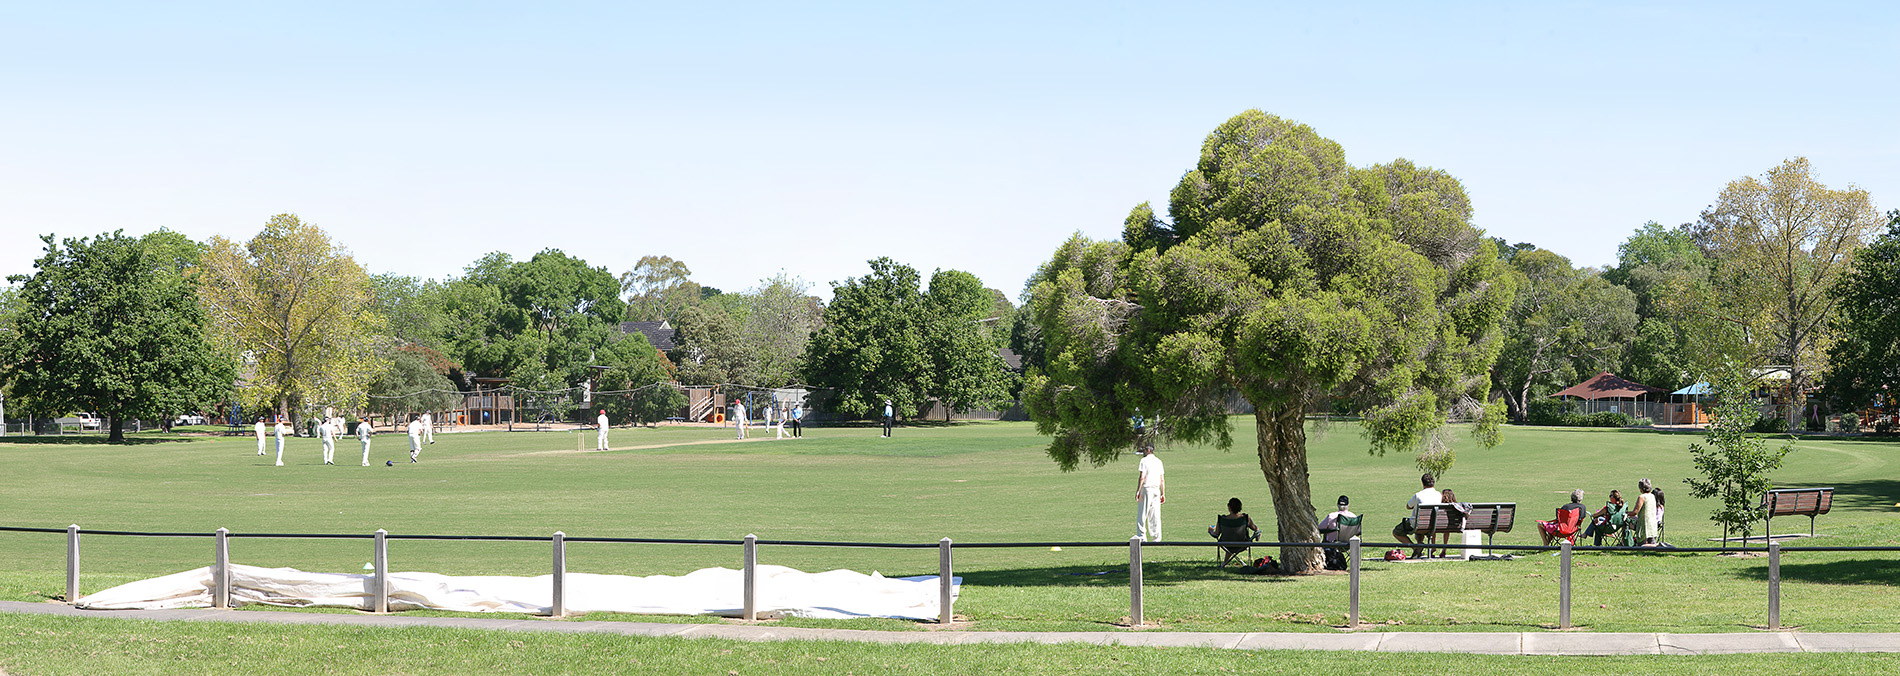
[1254, 403, 1324, 574]
[107, 416, 125, 444]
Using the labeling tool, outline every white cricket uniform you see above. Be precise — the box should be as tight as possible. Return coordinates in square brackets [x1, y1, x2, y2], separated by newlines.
[273, 422, 287, 466]
[255, 421, 266, 455]
[1136, 453, 1164, 541]
[772, 408, 786, 438]
[421, 412, 434, 444]
[319, 419, 336, 464]
[734, 405, 747, 439]
[407, 420, 422, 461]
[357, 421, 373, 466]
[596, 413, 610, 450]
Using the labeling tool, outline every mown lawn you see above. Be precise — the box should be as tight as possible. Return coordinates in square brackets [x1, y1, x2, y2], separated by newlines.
[2, 419, 1897, 635]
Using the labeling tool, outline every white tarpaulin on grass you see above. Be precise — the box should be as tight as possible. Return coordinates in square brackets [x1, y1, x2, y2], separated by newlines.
[77, 563, 959, 621]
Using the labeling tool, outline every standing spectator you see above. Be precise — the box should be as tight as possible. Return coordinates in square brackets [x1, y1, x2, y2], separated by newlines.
[596, 409, 610, 450]
[357, 417, 374, 466]
[790, 404, 804, 438]
[1134, 445, 1165, 541]
[882, 399, 894, 438]
[1391, 473, 1440, 558]
[1633, 478, 1660, 546]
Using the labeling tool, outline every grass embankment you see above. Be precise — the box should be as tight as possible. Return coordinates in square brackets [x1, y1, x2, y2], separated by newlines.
[2, 420, 1897, 635]
[2, 613, 1898, 676]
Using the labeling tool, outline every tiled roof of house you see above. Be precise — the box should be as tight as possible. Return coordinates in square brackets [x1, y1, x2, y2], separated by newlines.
[619, 320, 676, 351]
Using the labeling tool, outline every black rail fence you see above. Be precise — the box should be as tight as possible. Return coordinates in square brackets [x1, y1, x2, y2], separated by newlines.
[4, 524, 1895, 629]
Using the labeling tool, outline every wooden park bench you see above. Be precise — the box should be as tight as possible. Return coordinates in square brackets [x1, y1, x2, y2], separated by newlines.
[1411, 502, 1515, 557]
[1761, 487, 1833, 539]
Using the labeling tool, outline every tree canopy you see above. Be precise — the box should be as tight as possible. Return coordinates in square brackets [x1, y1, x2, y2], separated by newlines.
[1490, 247, 1637, 422]
[1821, 210, 1900, 412]
[1023, 111, 1514, 573]
[1696, 158, 1883, 427]
[200, 215, 383, 423]
[3, 230, 235, 441]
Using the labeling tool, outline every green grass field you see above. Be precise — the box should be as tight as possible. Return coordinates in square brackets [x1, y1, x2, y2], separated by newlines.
[3, 419, 1899, 672]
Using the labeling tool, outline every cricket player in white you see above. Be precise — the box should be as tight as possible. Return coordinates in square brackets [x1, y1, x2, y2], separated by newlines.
[595, 409, 610, 450]
[273, 419, 287, 466]
[254, 418, 266, 455]
[406, 416, 422, 462]
[1134, 445, 1165, 541]
[357, 418, 374, 466]
[733, 401, 747, 439]
[772, 406, 787, 439]
[421, 412, 435, 444]
[318, 416, 336, 465]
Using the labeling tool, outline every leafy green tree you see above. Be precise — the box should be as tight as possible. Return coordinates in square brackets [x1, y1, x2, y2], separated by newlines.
[924, 270, 1015, 419]
[1698, 158, 1883, 427]
[364, 343, 461, 420]
[1023, 111, 1514, 573]
[1605, 222, 1722, 391]
[369, 274, 452, 350]
[803, 258, 933, 418]
[594, 331, 685, 424]
[1490, 248, 1638, 422]
[619, 255, 704, 322]
[1684, 362, 1795, 550]
[670, 302, 756, 386]
[200, 215, 383, 424]
[741, 273, 823, 388]
[1821, 211, 1900, 412]
[3, 230, 235, 442]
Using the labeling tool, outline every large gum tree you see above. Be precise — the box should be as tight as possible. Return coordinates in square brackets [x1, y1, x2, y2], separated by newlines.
[1023, 111, 1514, 573]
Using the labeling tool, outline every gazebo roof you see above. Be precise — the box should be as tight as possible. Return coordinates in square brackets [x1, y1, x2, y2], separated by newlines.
[1550, 371, 1667, 400]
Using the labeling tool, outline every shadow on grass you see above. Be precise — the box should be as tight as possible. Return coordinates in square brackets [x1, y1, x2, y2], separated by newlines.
[1813, 479, 1900, 511]
[1732, 557, 1900, 585]
[0, 435, 190, 446]
[959, 560, 1301, 588]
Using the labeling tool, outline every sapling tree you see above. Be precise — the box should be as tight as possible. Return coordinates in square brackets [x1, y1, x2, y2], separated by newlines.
[1683, 363, 1795, 551]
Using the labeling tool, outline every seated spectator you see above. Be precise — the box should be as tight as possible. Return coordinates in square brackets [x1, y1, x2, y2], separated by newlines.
[1538, 489, 1589, 546]
[1651, 487, 1667, 545]
[1431, 488, 1471, 558]
[1391, 473, 1440, 558]
[1632, 478, 1660, 546]
[1583, 489, 1627, 546]
[1208, 497, 1260, 565]
[1317, 495, 1360, 570]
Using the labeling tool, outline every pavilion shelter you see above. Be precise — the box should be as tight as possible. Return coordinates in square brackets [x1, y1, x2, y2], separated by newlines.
[1550, 371, 1669, 422]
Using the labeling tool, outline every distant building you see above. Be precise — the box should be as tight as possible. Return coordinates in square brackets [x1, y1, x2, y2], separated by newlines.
[618, 320, 677, 352]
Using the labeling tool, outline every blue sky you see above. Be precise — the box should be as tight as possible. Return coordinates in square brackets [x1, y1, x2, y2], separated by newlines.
[3, 2, 1894, 301]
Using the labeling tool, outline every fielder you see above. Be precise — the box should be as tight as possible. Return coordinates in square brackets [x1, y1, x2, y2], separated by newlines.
[733, 401, 747, 439]
[773, 406, 788, 439]
[318, 416, 337, 465]
[406, 416, 422, 463]
[273, 419, 287, 466]
[254, 417, 266, 456]
[421, 412, 435, 444]
[596, 409, 610, 451]
[357, 418, 374, 466]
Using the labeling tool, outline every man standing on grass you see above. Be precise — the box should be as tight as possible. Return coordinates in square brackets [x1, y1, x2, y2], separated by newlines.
[273, 418, 288, 466]
[406, 415, 422, 462]
[1135, 445, 1164, 541]
[790, 404, 803, 438]
[881, 399, 894, 438]
[357, 417, 374, 466]
[318, 415, 336, 465]
[733, 401, 747, 440]
[421, 412, 435, 445]
[596, 409, 610, 450]
[254, 417, 267, 456]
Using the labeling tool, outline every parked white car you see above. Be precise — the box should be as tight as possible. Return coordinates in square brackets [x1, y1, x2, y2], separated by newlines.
[75, 413, 102, 430]
[174, 414, 208, 426]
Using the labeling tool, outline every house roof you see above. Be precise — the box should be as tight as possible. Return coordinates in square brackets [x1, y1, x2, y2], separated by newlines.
[619, 320, 676, 351]
[998, 347, 1024, 371]
[1550, 371, 1667, 400]
[1672, 382, 1712, 396]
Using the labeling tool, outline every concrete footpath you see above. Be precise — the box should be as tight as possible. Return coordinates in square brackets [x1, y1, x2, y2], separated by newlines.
[4, 601, 1898, 655]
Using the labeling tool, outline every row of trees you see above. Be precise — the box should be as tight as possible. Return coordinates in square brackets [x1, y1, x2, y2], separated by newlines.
[1486, 158, 1889, 429]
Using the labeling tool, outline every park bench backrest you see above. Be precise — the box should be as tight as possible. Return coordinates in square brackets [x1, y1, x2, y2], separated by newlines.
[1762, 488, 1834, 517]
[1462, 503, 1516, 534]
[1411, 505, 1458, 536]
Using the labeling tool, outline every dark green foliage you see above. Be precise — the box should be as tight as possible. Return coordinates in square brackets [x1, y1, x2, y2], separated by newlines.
[2, 231, 235, 441]
[1023, 111, 1514, 573]
[1524, 399, 1632, 428]
[1821, 211, 1900, 413]
[1749, 416, 1790, 434]
[365, 345, 461, 419]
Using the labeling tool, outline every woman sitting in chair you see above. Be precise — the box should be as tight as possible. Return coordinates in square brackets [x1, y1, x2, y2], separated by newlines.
[1209, 498, 1261, 566]
[1583, 489, 1627, 546]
